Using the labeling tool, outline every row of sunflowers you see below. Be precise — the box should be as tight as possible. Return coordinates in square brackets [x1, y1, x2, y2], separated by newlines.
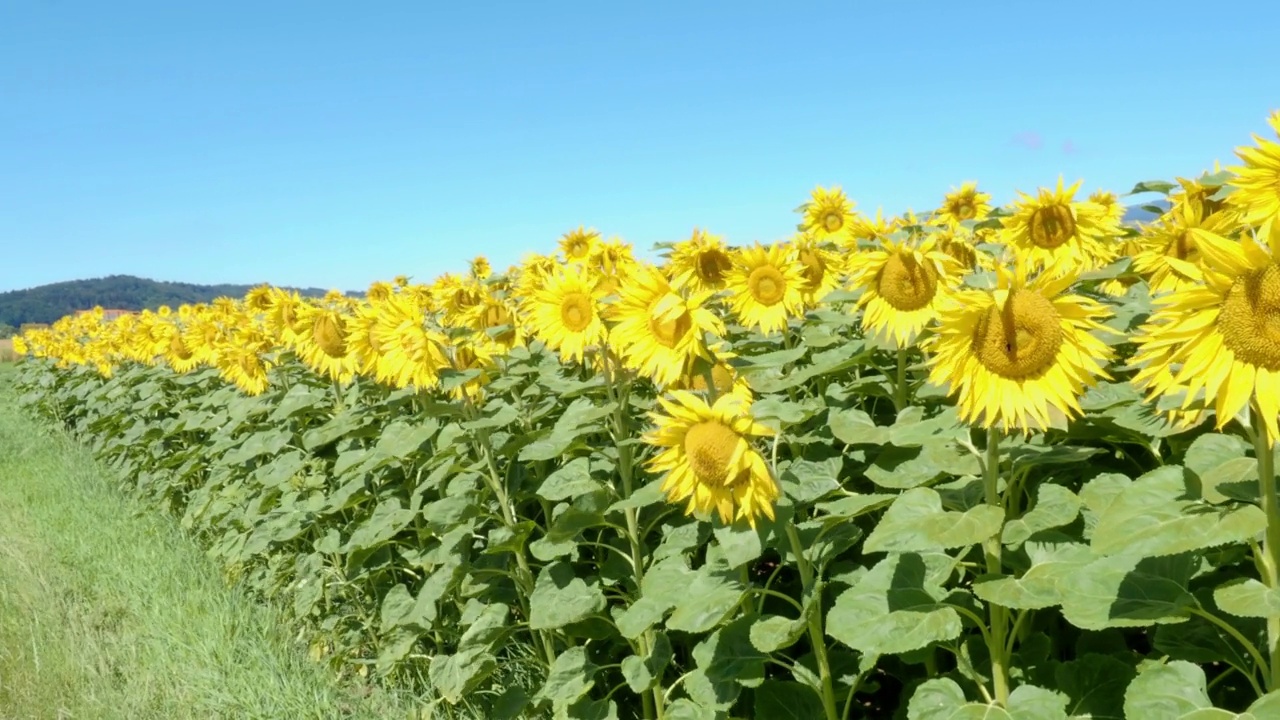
[11, 111, 1280, 719]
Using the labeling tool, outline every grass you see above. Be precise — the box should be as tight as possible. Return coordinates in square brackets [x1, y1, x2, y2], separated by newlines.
[0, 364, 430, 720]
[0, 340, 15, 363]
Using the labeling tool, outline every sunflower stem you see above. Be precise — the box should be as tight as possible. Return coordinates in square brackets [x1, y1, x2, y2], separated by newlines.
[785, 522, 839, 720]
[1250, 405, 1280, 692]
[982, 425, 1012, 706]
[893, 347, 909, 414]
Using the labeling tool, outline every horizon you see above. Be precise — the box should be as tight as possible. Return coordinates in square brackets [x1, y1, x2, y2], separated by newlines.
[3, 1, 1278, 294]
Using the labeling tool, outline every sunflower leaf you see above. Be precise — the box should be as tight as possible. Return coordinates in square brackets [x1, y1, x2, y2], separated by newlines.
[863, 487, 1004, 554]
[1059, 553, 1197, 630]
[826, 553, 962, 656]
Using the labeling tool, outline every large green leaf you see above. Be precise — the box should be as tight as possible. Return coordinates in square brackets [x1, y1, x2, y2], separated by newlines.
[529, 561, 607, 630]
[753, 681, 826, 720]
[863, 488, 1004, 554]
[430, 647, 498, 705]
[826, 553, 962, 656]
[974, 542, 1095, 610]
[1001, 485, 1081, 547]
[1060, 553, 1197, 630]
[534, 646, 596, 710]
[1214, 578, 1280, 618]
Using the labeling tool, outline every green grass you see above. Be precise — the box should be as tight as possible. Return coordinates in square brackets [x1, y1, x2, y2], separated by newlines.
[0, 365, 428, 720]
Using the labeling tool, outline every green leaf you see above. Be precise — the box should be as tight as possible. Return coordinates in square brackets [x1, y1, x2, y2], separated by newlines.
[749, 614, 807, 653]
[1060, 553, 1197, 630]
[826, 553, 962, 656]
[1127, 179, 1177, 195]
[535, 646, 596, 709]
[1123, 660, 1212, 718]
[665, 557, 745, 634]
[888, 407, 966, 448]
[907, 678, 1012, 720]
[1090, 465, 1266, 557]
[865, 440, 981, 489]
[863, 488, 1004, 554]
[1002, 484, 1081, 547]
[1184, 433, 1257, 504]
[1006, 685, 1070, 720]
[1054, 653, 1136, 719]
[753, 681, 827, 720]
[815, 492, 895, 520]
[519, 398, 611, 461]
[430, 647, 497, 704]
[974, 542, 1095, 610]
[620, 631, 671, 694]
[713, 523, 763, 569]
[615, 557, 691, 639]
[780, 457, 843, 504]
[829, 407, 890, 446]
[663, 698, 716, 720]
[529, 562, 607, 630]
[1214, 578, 1280, 618]
[538, 457, 604, 501]
[372, 418, 438, 461]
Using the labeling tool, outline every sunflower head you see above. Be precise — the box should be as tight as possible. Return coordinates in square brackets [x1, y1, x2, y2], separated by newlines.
[560, 227, 602, 263]
[605, 263, 724, 387]
[525, 262, 609, 365]
[788, 233, 846, 304]
[933, 182, 992, 228]
[724, 243, 808, 336]
[1226, 110, 1280, 229]
[800, 186, 856, 241]
[667, 228, 735, 294]
[470, 255, 493, 280]
[847, 235, 959, 348]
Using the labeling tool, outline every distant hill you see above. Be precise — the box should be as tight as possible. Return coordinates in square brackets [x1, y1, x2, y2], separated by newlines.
[0, 275, 352, 327]
[1122, 199, 1171, 224]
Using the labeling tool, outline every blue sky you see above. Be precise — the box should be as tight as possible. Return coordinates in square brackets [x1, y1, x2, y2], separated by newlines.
[1, 1, 1277, 293]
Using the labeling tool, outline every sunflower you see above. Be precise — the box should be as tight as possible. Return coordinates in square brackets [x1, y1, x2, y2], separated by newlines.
[1171, 167, 1229, 218]
[724, 243, 807, 336]
[933, 182, 992, 228]
[925, 261, 1116, 433]
[366, 281, 395, 305]
[443, 338, 494, 402]
[372, 299, 450, 391]
[787, 233, 846, 304]
[589, 237, 638, 295]
[217, 339, 273, 396]
[293, 304, 361, 384]
[848, 208, 901, 246]
[161, 322, 202, 373]
[1089, 190, 1127, 227]
[667, 228, 735, 294]
[799, 186, 856, 241]
[470, 256, 493, 280]
[1002, 178, 1117, 277]
[930, 225, 990, 272]
[1226, 111, 1280, 230]
[461, 293, 524, 353]
[673, 346, 755, 406]
[606, 264, 724, 387]
[1130, 224, 1280, 440]
[846, 235, 960, 348]
[1131, 197, 1237, 295]
[643, 390, 779, 528]
[560, 226, 601, 263]
[244, 285, 275, 312]
[526, 262, 609, 364]
[1129, 316, 1210, 431]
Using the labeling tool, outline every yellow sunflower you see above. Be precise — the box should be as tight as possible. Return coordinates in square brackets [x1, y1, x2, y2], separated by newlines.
[848, 208, 901, 247]
[526, 262, 609, 364]
[1226, 111, 1280, 230]
[787, 233, 846, 304]
[1130, 224, 1280, 441]
[926, 261, 1116, 433]
[589, 237, 638, 295]
[1089, 190, 1127, 227]
[470, 256, 493, 280]
[461, 293, 524, 353]
[372, 300, 450, 392]
[365, 281, 394, 305]
[605, 264, 724, 387]
[1002, 177, 1117, 277]
[217, 342, 273, 396]
[560, 226, 601, 263]
[724, 243, 807, 336]
[799, 186, 856, 241]
[161, 322, 202, 373]
[643, 390, 779, 528]
[673, 346, 755, 406]
[1131, 197, 1237, 295]
[1129, 316, 1210, 431]
[846, 236, 960, 348]
[667, 228, 735, 294]
[933, 182, 992, 228]
[293, 304, 361, 384]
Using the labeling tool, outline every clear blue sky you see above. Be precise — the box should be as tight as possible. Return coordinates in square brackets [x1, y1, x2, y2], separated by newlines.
[2, 1, 1277, 293]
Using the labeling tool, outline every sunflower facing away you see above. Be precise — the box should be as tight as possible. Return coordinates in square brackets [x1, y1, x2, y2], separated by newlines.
[1130, 224, 1280, 441]
[724, 243, 807, 336]
[846, 235, 959, 348]
[1226, 111, 1280, 230]
[799, 186, 856, 241]
[1131, 196, 1236, 295]
[926, 261, 1116, 433]
[1002, 177, 1117, 277]
[293, 304, 362, 385]
[606, 264, 724, 387]
[526, 262, 609, 364]
[933, 182, 992, 228]
[667, 228, 735, 294]
[643, 390, 779, 528]
[787, 233, 846, 304]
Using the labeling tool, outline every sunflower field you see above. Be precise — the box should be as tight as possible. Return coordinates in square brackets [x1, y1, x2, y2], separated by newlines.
[11, 112, 1280, 720]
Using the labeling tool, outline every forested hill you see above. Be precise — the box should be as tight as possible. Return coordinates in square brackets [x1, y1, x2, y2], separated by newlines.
[0, 275, 345, 327]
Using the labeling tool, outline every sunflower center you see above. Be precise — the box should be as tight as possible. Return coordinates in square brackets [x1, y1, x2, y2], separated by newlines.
[684, 421, 741, 485]
[1028, 204, 1077, 249]
[649, 304, 692, 349]
[1172, 231, 1195, 261]
[748, 266, 787, 306]
[567, 240, 588, 259]
[691, 364, 736, 395]
[560, 292, 594, 332]
[696, 249, 732, 284]
[799, 249, 826, 289]
[169, 334, 192, 360]
[972, 290, 1064, 379]
[823, 212, 844, 233]
[1217, 263, 1280, 371]
[955, 202, 976, 221]
[313, 315, 348, 358]
[876, 253, 938, 311]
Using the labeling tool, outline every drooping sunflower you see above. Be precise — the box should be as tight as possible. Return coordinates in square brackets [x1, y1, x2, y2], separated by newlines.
[1002, 178, 1117, 277]
[787, 233, 846, 304]
[372, 298, 451, 391]
[667, 228, 735, 294]
[643, 390, 779, 528]
[461, 293, 524, 353]
[846, 235, 960, 348]
[848, 207, 901, 247]
[1226, 111, 1280, 230]
[929, 225, 991, 273]
[673, 345, 755, 406]
[217, 330, 273, 396]
[723, 243, 807, 336]
[606, 264, 724, 387]
[560, 226, 601, 264]
[1130, 224, 1280, 440]
[293, 304, 362, 384]
[470, 256, 493, 280]
[526, 262, 609, 364]
[799, 186, 856, 241]
[160, 321, 202, 373]
[926, 261, 1116, 433]
[589, 237, 638, 295]
[1131, 196, 1237, 295]
[365, 280, 395, 305]
[1089, 190, 1127, 227]
[933, 182, 992, 228]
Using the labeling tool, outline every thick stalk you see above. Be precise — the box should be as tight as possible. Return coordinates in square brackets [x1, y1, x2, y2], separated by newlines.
[893, 347, 909, 414]
[1251, 407, 1280, 691]
[785, 523, 839, 720]
[982, 425, 1011, 706]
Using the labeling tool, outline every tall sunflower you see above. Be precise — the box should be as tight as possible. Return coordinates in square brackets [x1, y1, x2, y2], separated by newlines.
[1131, 196, 1236, 295]
[526, 262, 609, 364]
[293, 304, 362, 384]
[643, 391, 779, 528]
[933, 182, 992, 228]
[846, 236, 959, 348]
[1089, 190, 1127, 227]
[926, 262, 1116, 433]
[724, 243, 807, 336]
[606, 264, 724, 387]
[1130, 224, 1280, 440]
[1226, 111, 1280, 230]
[787, 233, 846, 304]
[1002, 177, 1117, 277]
[560, 226, 601, 264]
[667, 228, 735, 294]
[373, 302, 450, 392]
[799, 186, 856, 241]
